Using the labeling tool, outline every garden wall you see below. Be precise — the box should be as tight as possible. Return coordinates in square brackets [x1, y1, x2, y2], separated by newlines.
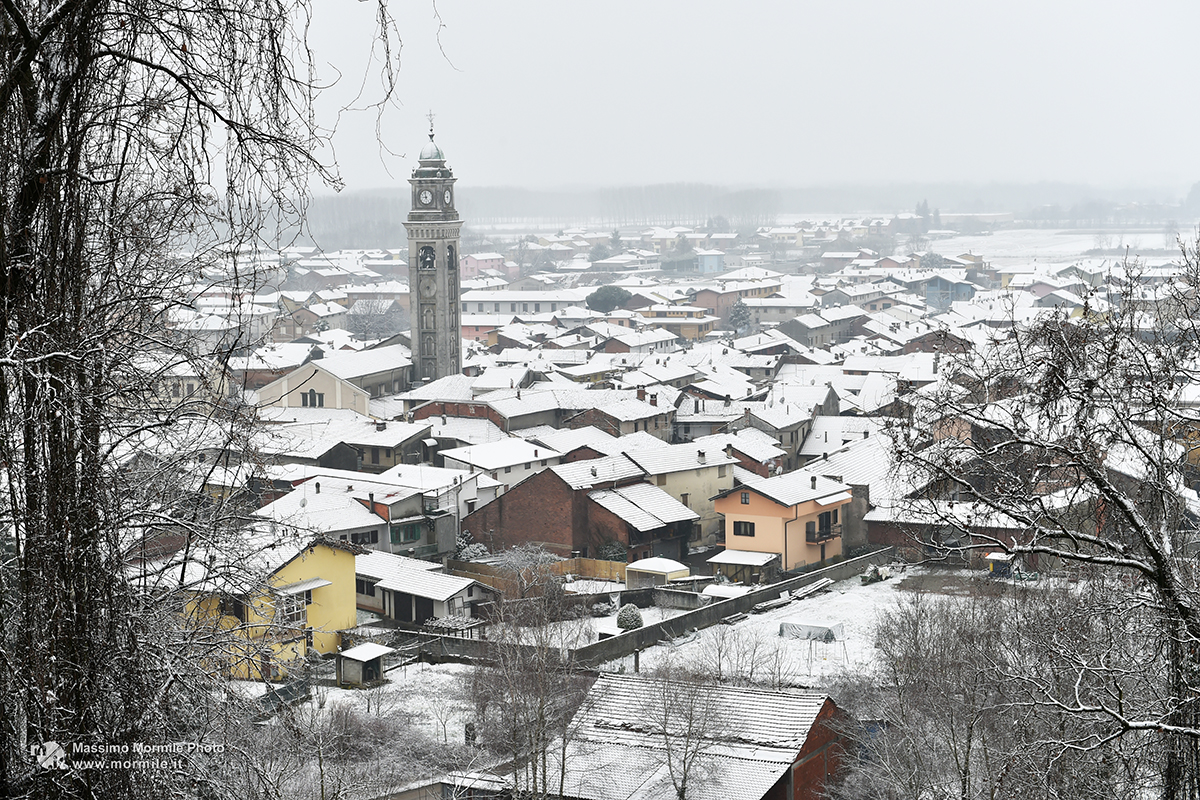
[570, 546, 894, 668]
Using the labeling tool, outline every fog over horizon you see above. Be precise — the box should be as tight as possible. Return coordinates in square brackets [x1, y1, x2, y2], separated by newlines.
[305, 1, 1200, 201]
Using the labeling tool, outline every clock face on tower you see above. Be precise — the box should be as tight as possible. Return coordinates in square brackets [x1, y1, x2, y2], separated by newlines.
[443, 189, 452, 205]
[418, 277, 436, 298]
[419, 189, 432, 205]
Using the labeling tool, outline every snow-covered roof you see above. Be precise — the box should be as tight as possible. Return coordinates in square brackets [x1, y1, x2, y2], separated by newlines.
[356, 550, 481, 602]
[551, 455, 646, 491]
[588, 483, 698, 532]
[692, 432, 786, 464]
[707, 549, 779, 567]
[732, 471, 851, 509]
[623, 443, 737, 476]
[440, 439, 562, 471]
[625, 557, 688, 574]
[547, 675, 830, 800]
[313, 344, 412, 380]
[338, 642, 395, 662]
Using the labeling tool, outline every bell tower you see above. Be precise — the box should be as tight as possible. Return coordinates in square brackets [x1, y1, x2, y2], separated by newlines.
[404, 116, 462, 383]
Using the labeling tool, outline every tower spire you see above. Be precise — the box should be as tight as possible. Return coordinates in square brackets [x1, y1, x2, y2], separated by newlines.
[426, 110, 436, 140]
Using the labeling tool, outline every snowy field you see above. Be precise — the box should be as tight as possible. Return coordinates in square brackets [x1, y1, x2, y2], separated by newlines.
[226, 566, 1002, 742]
[491, 604, 692, 649]
[598, 565, 988, 688]
[306, 661, 476, 744]
[924, 229, 1177, 265]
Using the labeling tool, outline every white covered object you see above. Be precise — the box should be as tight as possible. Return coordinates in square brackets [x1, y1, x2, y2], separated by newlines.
[779, 619, 845, 642]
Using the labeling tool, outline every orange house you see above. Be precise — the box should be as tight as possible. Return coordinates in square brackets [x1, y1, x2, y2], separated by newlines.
[714, 472, 852, 571]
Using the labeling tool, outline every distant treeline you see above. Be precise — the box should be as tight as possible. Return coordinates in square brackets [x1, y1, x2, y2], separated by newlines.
[295, 181, 1192, 249]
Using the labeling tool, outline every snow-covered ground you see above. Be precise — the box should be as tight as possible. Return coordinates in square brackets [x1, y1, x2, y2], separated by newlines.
[490, 604, 692, 649]
[925, 228, 1174, 265]
[231, 566, 996, 744]
[598, 564, 971, 688]
[305, 661, 476, 744]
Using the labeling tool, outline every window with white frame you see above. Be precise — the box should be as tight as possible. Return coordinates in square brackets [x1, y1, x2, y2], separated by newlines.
[274, 592, 307, 628]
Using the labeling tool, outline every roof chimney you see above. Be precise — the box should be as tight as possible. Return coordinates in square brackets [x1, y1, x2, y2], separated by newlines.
[650, 394, 658, 407]
[864, 430, 870, 439]
[368, 492, 375, 505]
[637, 387, 646, 401]
[375, 420, 387, 432]
[534, 449, 539, 457]
[811, 476, 818, 489]
[698, 450, 706, 464]
[591, 466, 598, 477]
[314, 481, 321, 494]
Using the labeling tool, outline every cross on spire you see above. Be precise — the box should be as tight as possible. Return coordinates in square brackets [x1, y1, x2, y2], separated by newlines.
[426, 110, 436, 140]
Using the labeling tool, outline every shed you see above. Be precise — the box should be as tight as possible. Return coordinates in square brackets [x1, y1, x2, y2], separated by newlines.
[624, 557, 689, 589]
[336, 642, 395, 687]
[984, 551, 1015, 578]
[707, 548, 780, 585]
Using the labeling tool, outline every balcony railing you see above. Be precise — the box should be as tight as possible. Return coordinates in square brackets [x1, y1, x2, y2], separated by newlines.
[807, 524, 841, 543]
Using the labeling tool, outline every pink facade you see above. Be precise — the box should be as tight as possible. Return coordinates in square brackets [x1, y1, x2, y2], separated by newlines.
[461, 252, 505, 278]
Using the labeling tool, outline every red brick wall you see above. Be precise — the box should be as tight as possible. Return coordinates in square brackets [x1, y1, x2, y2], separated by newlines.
[413, 400, 507, 430]
[580, 499, 633, 555]
[565, 407, 621, 437]
[791, 700, 847, 800]
[728, 446, 768, 478]
[560, 446, 606, 464]
[461, 470, 578, 554]
[459, 470, 632, 557]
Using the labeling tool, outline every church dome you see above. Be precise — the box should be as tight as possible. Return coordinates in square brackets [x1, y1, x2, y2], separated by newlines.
[419, 138, 445, 162]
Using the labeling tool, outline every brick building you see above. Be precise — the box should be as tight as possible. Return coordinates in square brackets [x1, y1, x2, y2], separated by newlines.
[459, 455, 696, 561]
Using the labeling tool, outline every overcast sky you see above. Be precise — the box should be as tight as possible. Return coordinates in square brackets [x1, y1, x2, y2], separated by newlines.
[306, 1, 1200, 194]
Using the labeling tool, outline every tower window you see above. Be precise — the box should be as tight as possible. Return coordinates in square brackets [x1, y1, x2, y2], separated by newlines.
[419, 245, 436, 270]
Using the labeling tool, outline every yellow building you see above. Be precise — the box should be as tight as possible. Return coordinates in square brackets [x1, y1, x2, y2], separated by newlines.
[713, 472, 852, 571]
[642, 304, 720, 340]
[185, 531, 361, 680]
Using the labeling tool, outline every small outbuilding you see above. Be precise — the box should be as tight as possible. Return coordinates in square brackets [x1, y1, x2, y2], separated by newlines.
[984, 551, 1015, 578]
[624, 557, 689, 589]
[336, 642, 395, 687]
[707, 548, 780, 585]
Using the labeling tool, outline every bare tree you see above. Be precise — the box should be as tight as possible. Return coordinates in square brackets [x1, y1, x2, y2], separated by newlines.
[828, 581, 1153, 800]
[0, 0, 402, 796]
[347, 297, 407, 341]
[884, 253, 1200, 798]
[468, 549, 593, 800]
[636, 663, 734, 800]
